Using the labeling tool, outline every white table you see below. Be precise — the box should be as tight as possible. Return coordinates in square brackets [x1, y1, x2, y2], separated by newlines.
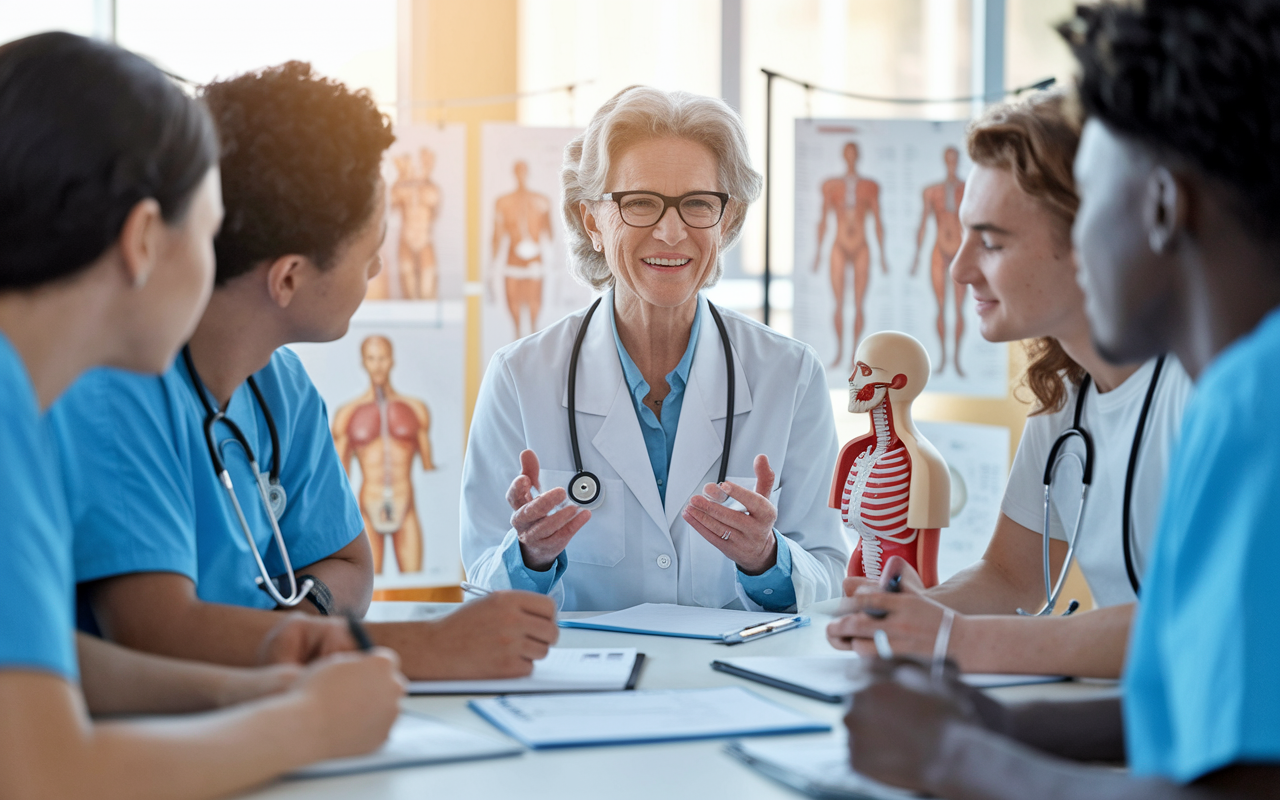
[239, 603, 1119, 799]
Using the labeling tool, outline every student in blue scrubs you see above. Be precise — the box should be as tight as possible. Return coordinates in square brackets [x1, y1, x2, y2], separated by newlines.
[0, 32, 403, 798]
[52, 61, 559, 679]
[841, 2, 1280, 797]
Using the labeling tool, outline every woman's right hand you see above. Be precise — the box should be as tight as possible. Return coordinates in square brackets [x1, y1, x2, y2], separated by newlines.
[506, 449, 592, 571]
[295, 649, 405, 761]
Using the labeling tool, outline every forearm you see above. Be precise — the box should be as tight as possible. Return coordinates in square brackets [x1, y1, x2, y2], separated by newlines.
[928, 721, 1196, 800]
[367, 621, 449, 679]
[951, 604, 1133, 678]
[1000, 696, 1126, 762]
[77, 634, 296, 716]
[95, 591, 289, 667]
[0, 674, 318, 800]
[925, 558, 1039, 615]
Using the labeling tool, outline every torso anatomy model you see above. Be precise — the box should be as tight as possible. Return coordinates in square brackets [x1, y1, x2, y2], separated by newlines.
[827, 331, 950, 586]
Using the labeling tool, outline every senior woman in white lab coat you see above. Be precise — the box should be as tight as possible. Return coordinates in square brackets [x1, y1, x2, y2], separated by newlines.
[461, 86, 848, 612]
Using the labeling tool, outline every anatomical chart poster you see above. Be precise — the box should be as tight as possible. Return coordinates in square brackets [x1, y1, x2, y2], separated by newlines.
[292, 301, 466, 590]
[480, 124, 593, 367]
[793, 119, 1008, 397]
[916, 421, 1010, 582]
[365, 123, 467, 305]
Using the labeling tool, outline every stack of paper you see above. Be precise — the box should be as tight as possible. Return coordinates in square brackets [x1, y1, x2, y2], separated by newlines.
[409, 647, 643, 695]
[469, 686, 829, 749]
[287, 713, 522, 780]
[560, 603, 807, 641]
[712, 655, 1066, 703]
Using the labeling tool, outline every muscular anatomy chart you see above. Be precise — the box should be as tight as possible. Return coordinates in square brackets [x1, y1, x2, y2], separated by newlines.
[814, 141, 888, 371]
[367, 124, 465, 303]
[390, 148, 442, 300]
[332, 336, 435, 575]
[912, 147, 967, 376]
[793, 119, 1007, 397]
[491, 160, 554, 338]
[480, 124, 590, 368]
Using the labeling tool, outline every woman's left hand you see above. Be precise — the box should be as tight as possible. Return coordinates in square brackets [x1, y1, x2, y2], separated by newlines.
[682, 454, 779, 575]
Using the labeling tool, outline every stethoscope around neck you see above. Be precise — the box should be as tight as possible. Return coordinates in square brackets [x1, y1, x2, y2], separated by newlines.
[181, 346, 314, 608]
[1018, 355, 1165, 617]
[565, 296, 735, 508]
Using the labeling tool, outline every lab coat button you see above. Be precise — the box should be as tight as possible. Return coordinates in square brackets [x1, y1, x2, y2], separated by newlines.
[656, 554, 672, 569]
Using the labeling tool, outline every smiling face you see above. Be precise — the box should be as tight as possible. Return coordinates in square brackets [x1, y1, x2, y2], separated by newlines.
[583, 136, 723, 311]
[1072, 119, 1176, 364]
[949, 164, 1087, 344]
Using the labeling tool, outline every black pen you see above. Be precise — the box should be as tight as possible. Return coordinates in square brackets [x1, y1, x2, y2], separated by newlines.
[346, 613, 375, 652]
[862, 572, 903, 620]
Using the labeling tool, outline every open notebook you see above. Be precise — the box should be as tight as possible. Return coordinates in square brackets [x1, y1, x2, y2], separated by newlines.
[409, 647, 644, 695]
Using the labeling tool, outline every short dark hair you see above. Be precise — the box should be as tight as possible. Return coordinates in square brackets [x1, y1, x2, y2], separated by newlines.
[202, 61, 394, 284]
[0, 32, 218, 290]
[1060, 0, 1280, 244]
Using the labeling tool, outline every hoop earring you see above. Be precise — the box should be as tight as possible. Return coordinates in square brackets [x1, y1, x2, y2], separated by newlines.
[1148, 228, 1169, 254]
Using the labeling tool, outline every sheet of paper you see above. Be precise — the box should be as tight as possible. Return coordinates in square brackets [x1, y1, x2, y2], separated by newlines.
[728, 732, 921, 799]
[287, 713, 522, 780]
[409, 647, 639, 694]
[717, 654, 1065, 701]
[559, 603, 805, 640]
[469, 686, 829, 749]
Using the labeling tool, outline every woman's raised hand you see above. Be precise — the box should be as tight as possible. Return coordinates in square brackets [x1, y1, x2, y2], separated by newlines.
[682, 454, 780, 575]
[506, 449, 592, 571]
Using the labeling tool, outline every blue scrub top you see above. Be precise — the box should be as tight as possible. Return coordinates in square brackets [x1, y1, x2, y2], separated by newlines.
[50, 347, 363, 613]
[0, 333, 77, 679]
[1123, 307, 1280, 783]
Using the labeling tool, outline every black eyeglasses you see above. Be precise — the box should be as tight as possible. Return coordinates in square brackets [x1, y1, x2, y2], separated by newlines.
[601, 191, 730, 229]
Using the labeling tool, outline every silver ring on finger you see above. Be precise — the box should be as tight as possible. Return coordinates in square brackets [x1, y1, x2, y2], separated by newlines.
[721, 529, 732, 540]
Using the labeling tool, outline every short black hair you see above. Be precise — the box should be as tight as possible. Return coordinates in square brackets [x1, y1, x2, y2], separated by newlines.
[202, 61, 394, 284]
[0, 32, 218, 290]
[1060, 0, 1280, 244]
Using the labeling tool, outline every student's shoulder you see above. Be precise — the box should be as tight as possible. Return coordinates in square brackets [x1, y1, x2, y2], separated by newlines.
[1194, 309, 1280, 431]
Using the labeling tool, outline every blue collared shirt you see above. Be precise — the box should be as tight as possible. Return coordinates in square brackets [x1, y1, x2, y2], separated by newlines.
[609, 298, 700, 505]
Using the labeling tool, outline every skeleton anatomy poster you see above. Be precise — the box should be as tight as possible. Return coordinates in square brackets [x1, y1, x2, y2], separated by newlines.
[793, 119, 1007, 397]
[291, 301, 466, 590]
[480, 124, 592, 366]
[916, 421, 1010, 582]
[366, 123, 466, 303]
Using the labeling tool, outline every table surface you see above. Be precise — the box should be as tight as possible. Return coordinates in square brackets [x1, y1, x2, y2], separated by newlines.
[238, 602, 1119, 800]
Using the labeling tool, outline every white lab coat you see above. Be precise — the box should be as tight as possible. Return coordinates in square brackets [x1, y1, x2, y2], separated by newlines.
[460, 294, 850, 612]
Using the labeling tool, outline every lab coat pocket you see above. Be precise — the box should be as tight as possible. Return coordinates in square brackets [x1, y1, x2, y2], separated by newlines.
[540, 469, 626, 567]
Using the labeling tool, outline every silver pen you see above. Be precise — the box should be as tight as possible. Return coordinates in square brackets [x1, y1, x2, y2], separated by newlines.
[460, 581, 493, 597]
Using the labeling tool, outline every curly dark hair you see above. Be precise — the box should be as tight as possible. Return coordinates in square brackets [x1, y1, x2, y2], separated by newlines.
[202, 61, 393, 284]
[1060, 0, 1280, 245]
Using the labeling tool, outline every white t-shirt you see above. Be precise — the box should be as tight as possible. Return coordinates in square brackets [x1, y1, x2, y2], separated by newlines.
[1000, 356, 1194, 608]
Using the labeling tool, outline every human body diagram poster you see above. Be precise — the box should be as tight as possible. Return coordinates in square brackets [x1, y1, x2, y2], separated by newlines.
[480, 124, 593, 366]
[366, 123, 466, 304]
[793, 119, 1007, 397]
[292, 302, 466, 590]
[916, 421, 1010, 582]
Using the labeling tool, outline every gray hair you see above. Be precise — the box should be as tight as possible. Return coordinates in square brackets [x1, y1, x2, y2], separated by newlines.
[561, 86, 763, 291]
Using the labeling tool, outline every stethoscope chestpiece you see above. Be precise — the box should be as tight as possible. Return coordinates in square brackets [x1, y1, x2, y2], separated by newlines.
[568, 470, 604, 509]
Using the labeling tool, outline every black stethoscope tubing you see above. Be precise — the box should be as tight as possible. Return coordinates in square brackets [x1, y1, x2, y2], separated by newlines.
[566, 296, 734, 506]
[1036, 354, 1165, 612]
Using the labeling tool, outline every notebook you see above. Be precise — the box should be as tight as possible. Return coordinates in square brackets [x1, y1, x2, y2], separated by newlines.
[726, 733, 923, 799]
[559, 603, 808, 641]
[408, 647, 644, 694]
[286, 713, 522, 780]
[469, 686, 829, 749]
[712, 655, 1066, 703]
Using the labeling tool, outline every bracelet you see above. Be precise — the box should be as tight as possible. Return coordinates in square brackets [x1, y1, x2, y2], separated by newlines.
[931, 608, 956, 685]
[299, 574, 334, 616]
